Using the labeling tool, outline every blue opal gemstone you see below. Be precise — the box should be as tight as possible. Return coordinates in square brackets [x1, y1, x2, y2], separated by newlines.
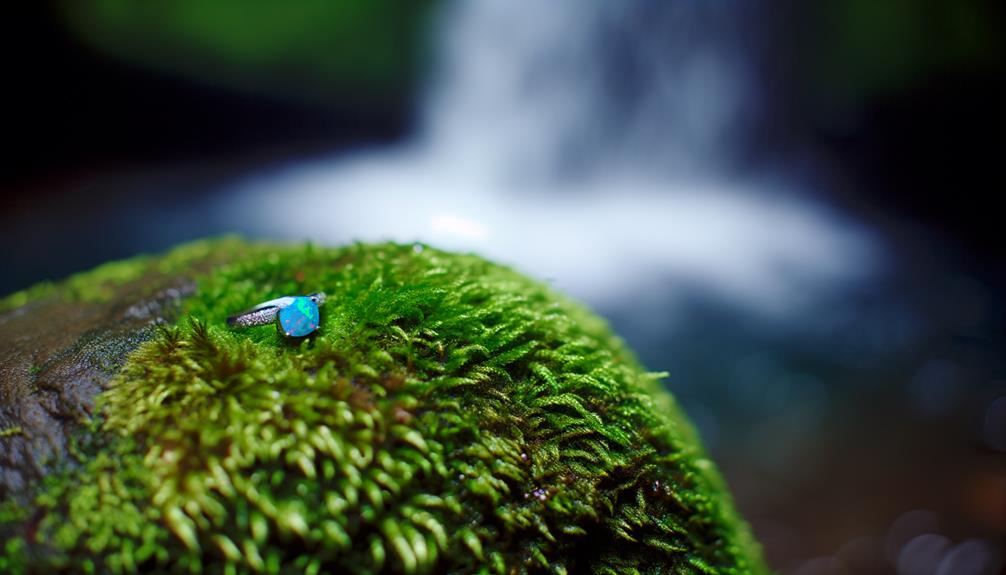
[278, 296, 320, 337]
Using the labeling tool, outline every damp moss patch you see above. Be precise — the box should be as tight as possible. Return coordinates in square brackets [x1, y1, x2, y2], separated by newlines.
[0, 239, 766, 574]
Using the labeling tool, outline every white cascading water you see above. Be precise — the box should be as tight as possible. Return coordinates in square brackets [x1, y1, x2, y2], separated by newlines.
[221, 0, 878, 319]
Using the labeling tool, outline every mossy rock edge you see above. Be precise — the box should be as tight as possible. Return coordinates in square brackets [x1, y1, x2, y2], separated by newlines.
[0, 238, 767, 574]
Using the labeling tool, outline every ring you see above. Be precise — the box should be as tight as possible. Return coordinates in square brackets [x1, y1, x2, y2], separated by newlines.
[227, 292, 326, 337]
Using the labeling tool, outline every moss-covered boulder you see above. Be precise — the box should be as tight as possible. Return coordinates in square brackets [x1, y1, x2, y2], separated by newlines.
[0, 239, 766, 574]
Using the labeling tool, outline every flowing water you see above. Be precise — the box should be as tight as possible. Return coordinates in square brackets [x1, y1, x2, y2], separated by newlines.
[221, 0, 879, 320]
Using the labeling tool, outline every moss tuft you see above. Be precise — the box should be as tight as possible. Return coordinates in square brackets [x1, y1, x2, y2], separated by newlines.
[2, 240, 766, 574]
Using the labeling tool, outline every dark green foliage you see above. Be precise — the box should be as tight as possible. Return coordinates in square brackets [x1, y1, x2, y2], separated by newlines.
[59, 0, 435, 106]
[1, 240, 766, 574]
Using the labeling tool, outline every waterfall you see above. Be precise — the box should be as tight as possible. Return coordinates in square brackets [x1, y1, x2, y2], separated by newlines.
[222, 0, 878, 318]
[422, 0, 762, 180]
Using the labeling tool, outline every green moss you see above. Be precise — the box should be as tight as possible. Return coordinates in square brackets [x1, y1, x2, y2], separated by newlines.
[0, 428, 22, 439]
[0, 251, 151, 311]
[0, 236, 248, 312]
[0, 281, 56, 314]
[2, 240, 766, 574]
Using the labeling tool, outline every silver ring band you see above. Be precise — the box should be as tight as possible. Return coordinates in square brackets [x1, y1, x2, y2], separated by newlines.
[227, 292, 326, 328]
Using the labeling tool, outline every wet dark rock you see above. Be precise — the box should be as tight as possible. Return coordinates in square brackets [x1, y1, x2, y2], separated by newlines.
[0, 277, 196, 502]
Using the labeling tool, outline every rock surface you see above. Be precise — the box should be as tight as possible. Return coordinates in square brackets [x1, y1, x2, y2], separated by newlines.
[0, 241, 235, 502]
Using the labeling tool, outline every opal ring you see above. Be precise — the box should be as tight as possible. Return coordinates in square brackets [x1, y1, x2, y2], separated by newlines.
[227, 292, 326, 337]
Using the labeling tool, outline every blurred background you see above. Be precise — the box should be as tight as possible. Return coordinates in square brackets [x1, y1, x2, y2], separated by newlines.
[3, 1, 1004, 573]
